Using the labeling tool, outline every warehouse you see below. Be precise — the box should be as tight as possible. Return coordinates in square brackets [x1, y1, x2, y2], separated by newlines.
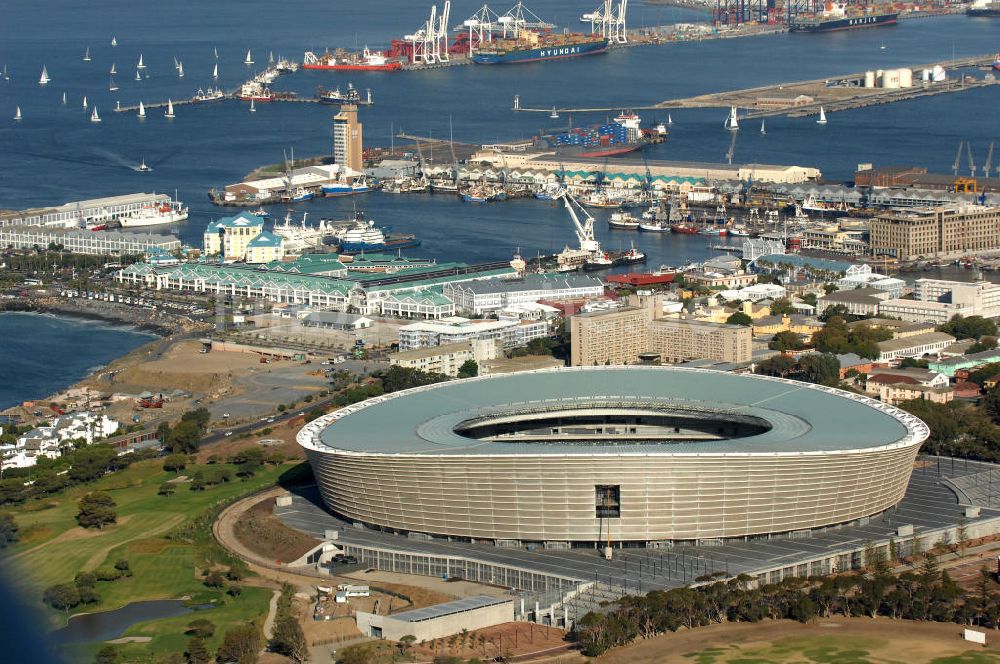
[356, 596, 515, 642]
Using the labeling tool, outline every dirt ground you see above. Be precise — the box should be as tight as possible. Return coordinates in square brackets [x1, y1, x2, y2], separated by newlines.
[594, 617, 1000, 664]
[411, 622, 569, 662]
[233, 497, 322, 564]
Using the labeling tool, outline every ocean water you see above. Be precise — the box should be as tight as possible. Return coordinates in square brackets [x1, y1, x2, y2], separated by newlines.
[0, 4, 997, 268]
[0, 313, 155, 411]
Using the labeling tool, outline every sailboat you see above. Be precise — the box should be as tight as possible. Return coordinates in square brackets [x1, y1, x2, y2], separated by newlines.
[213, 47, 219, 59]
[879, 41, 886, 50]
[38, 66, 50, 85]
[2, 64, 8, 81]
[760, 119, 766, 135]
[724, 106, 739, 131]
[817, 106, 828, 125]
[14, 106, 22, 121]
[109, 74, 118, 91]
[110, 62, 117, 75]
[269, 51, 274, 64]
[62, 91, 67, 105]
[177, 61, 184, 78]
[165, 98, 175, 118]
[244, 49, 254, 65]
[82, 95, 88, 109]
[136, 54, 145, 69]
[135, 69, 141, 81]
[249, 98, 256, 112]
[90, 106, 101, 123]
[136, 158, 151, 172]
[667, 113, 673, 125]
[212, 62, 218, 80]
[173, 56, 180, 71]
[111, 36, 117, 47]
[137, 101, 145, 119]
[83, 47, 91, 62]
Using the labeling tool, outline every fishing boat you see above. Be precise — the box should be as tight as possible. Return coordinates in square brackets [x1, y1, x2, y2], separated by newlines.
[14, 106, 21, 121]
[118, 200, 189, 227]
[608, 212, 640, 229]
[670, 223, 699, 234]
[724, 106, 739, 131]
[321, 176, 371, 196]
[461, 188, 488, 203]
[700, 226, 728, 236]
[583, 252, 614, 271]
[137, 101, 145, 118]
[613, 243, 647, 267]
[244, 49, 254, 65]
[729, 225, 751, 237]
[109, 74, 118, 92]
[250, 207, 270, 218]
[110, 62, 116, 74]
[136, 54, 145, 69]
[302, 48, 403, 71]
[639, 219, 670, 232]
[38, 66, 50, 85]
[82, 47, 91, 62]
[817, 106, 828, 124]
[193, 87, 224, 102]
[90, 106, 101, 123]
[165, 99, 175, 118]
[177, 62, 184, 78]
[212, 63, 218, 80]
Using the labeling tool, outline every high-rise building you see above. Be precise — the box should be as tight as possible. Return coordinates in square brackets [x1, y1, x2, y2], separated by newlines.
[869, 205, 1000, 261]
[332, 104, 363, 172]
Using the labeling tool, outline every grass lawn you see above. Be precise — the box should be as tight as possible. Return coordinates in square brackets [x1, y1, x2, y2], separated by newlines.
[1, 458, 301, 662]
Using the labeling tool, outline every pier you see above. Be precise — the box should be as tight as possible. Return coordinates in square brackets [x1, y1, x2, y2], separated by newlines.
[514, 53, 999, 118]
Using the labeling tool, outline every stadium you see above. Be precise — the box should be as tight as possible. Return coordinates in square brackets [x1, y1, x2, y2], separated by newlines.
[297, 367, 929, 547]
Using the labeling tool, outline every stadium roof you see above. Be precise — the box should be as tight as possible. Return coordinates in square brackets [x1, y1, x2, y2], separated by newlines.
[308, 367, 924, 457]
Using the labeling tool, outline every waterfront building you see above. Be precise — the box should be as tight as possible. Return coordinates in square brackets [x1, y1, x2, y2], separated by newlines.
[868, 205, 1000, 261]
[742, 238, 786, 262]
[203, 212, 266, 261]
[443, 274, 605, 316]
[877, 298, 972, 325]
[379, 290, 455, 319]
[914, 279, 1000, 318]
[718, 283, 786, 302]
[333, 104, 363, 172]
[2, 411, 120, 470]
[397, 316, 548, 351]
[0, 226, 180, 255]
[244, 230, 285, 264]
[388, 339, 500, 377]
[0, 193, 180, 228]
[221, 165, 343, 203]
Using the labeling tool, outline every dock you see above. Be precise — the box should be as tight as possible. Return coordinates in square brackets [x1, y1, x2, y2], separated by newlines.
[514, 53, 999, 118]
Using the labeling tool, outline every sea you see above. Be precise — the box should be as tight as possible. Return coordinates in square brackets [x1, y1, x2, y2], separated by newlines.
[0, 313, 155, 411]
[0, 0, 997, 390]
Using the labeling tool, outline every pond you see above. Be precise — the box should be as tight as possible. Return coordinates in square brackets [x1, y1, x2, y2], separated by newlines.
[51, 599, 212, 646]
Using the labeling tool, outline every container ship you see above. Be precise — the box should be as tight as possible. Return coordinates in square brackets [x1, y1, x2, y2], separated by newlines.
[472, 31, 608, 64]
[534, 112, 665, 158]
[302, 48, 402, 72]
[790, 2, 897, 32]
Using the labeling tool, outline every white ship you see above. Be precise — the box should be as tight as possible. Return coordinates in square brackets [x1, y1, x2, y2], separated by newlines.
[271, 211, 328, 253]
[117, 200, 189, 227]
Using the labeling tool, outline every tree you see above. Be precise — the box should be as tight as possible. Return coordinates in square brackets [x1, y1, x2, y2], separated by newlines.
[158, 482, 176, 497]
[215, 623, 262, 664]
[398, 635, 417, 655]
[94, 645, 119, 664]
[162, 454, 187, 472]
[379, 365, 450, 393]
[76, 492, 117, 529]
[968, 335, 998, 354]
[769, 297, 794, 316]
[798, 353, 841, 387]
[204, 571, 226, 588]
[185, 618, 216, 638]
[941, 315, 997, 340]
[185, 636, 211, 664]
[0, 512, 18, 547]
[114, 558, 131, 574]
[166, 419, 202, 454]
[801, 292, 818, 307]
[726, 311, 753, 327]
[769, 330, 804, 352]
[983, 387, 1000, 424]
[43, 583, 81, 611]
[457, 360, 479, 379]
[271, 616, 309, 663]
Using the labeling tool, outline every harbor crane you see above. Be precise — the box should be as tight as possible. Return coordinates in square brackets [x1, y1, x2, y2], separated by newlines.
[984, 142, 995, 179]
[499, 0, 553, 39]
[458, 3, 501, 55]
[952, 140, 965, 177]
[582, 0, 628, 44]
[967, 141, 977, 177]
[556, 189, 601, 255]
[405, 1, 451, 65]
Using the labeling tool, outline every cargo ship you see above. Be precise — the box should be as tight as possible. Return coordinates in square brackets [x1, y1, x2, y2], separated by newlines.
[302, 48, 403, 72]
[472, 31, 608, 64]
[967, 0, 1000, 16]
[534, 112, 664, 158]
[790, 3, 897, 32]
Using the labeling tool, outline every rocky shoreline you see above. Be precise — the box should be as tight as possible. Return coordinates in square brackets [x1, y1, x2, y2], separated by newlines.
[0, 296, 203, 337]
